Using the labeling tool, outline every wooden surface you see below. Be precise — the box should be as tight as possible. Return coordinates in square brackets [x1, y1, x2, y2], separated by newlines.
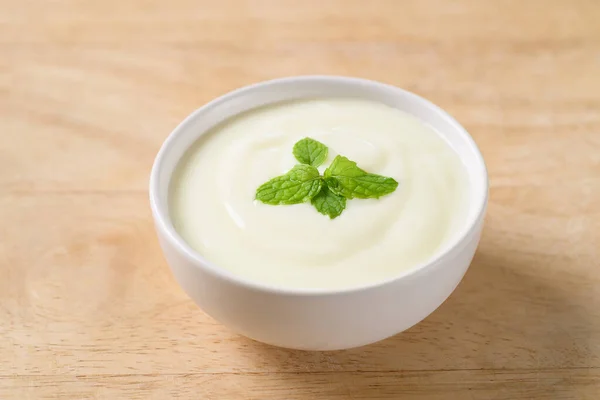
[1, 0, 600, 398]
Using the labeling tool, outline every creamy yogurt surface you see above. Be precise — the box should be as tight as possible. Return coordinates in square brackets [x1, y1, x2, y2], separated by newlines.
[170, 98, 469, 289]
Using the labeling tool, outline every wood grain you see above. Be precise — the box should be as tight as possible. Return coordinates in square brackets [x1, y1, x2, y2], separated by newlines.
[2, 370, 599, 399]
[1, 0, 599, 398]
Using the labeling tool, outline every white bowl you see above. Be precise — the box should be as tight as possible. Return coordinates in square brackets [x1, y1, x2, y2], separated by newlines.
[149, 76, 488, 351]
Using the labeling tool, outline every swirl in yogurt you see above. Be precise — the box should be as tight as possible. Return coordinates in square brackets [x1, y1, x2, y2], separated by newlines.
[170, 98, 469, 289]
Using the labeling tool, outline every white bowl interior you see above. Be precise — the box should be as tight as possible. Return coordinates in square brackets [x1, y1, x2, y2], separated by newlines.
[151, 76, 488, 288]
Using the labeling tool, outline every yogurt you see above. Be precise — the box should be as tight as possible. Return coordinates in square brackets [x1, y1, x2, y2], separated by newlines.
[170, 98, 469, 289]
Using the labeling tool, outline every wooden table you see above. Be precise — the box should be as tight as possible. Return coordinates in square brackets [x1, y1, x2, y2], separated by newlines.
[1, 1, 599, 398]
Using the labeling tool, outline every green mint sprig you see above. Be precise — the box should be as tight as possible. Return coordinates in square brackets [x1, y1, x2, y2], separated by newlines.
[255, 138, 398, 219]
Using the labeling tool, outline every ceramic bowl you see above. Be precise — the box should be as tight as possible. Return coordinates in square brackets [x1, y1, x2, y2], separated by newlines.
[149, 76, 488, 350]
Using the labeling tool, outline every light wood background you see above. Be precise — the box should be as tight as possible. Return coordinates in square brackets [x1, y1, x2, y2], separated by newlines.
[1, 0, 600, 399]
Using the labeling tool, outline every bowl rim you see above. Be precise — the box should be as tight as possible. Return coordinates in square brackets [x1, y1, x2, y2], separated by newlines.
[149, 75, 489, 296]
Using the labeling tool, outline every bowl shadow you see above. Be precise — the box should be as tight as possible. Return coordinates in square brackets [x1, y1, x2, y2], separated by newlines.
[238, 243, 594, 397]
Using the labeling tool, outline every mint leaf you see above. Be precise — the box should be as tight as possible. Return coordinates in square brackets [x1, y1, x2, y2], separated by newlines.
[292, 137, 328, 167]
[311, 186, 347, 219]
[256, 164, 323, 205]
[324, 155, 398, 199]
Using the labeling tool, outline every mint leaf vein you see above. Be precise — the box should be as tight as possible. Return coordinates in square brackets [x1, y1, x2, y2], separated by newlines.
[292, 137, 328, 167]
[255, 164, 323, 205]
[324, 155, 398, 199]
[311, 185, 346, 219]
